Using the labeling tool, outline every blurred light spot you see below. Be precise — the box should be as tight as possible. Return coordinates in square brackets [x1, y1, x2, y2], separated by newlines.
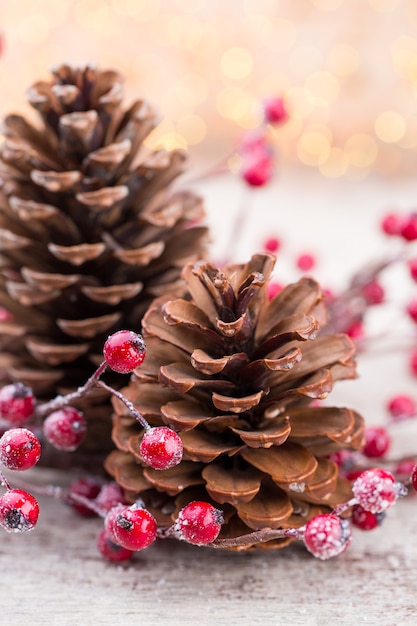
[306, 71, 340, 106]
[111, 0, 161, 19]
[221, 47, 254, 80]
[297, 129, 331, 166]
[286, 87, 315, 118]
[392, 36, 417, 83]
[375, 111, 406, 143]
[327, 45, 360, 77]
[345, 134, 378, 167]
[368, 0, 400, 11]
[311, 0, 345, 9]
[176, 114, 207, 145]
[227, 153, 243, 174]
[217, 87, 259, 127]
[319, 148, 348, 177]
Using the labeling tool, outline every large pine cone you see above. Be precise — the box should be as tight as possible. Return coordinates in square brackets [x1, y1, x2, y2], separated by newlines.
[0, 64, 207, 460]
[106, 254, 365, 550]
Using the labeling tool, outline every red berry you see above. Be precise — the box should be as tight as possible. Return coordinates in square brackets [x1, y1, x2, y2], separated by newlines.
[352, 468, 404, 513]
[363, 426, 390, 458]
[381, 212, 404, 236]
[408, 258, 417, 282]
[176, 501, 224, 545]
[140, 427, 183, 470]
[0, 428, 41, 471]
[410, 351, 417, 377]
[263, 97, 288, 125]
[401, 214, 417, 241]
[43, 406, 87, 451]
[68, 477, 101, 517]
[303, 513, 351, 560]
[103, 330, 146, 374]
[0, 489, 39, 533]
[241, 149, 273, 187]
[263, 237, 281, 254]
[238, 129, 268, 154]
[296, 253, 316, 272]
[95, 482, 125, 514]
[394, 459, 416, 479]
[361, 280, 384, 305]
[411, 464, 417, 491]
[345, 319, 365, 340]
[0, 383, 35, 426]
[267, 281, 283, 300]
[97, 529, 134, 563]
[351, 504, 384, 531]
[407, 299, 417, 323]
[110, 505, 157, 551]
[387, 394, 416, 421]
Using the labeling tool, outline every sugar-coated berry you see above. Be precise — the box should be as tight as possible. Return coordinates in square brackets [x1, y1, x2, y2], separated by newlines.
[95, 482, 125, 514]
[241, 149, 273, 187]
[296, 253, 316, 272]
[176, 501, 224, 545]
[361, 280, 384, 305]
[0, 383, 35, 426]
[97, 529, 134, 563]
[140, 427, 183, 470]
[0, 428, 41, 471]
[363, 426, 390, 458]
[0, 489, 39, 533]
[408, 258, 417, 282]
[68, 477, 102, 517]
[103, 330, 146, 374]
[110, 505, 157, 551]
[263, 97, 288, 125]
[387, 394, 416, 421]
[381, 212, 404, 236]
[401, 214, 417, 241]
[303, 514, 351, 560]
[352, 468, 404, 514]
[411, 464, 417, 492]
[43, 406, 87, 451]
[351, 504, 384, 531]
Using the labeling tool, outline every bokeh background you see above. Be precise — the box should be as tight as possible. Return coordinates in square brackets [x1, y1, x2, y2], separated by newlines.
[1, 0, 417, 177]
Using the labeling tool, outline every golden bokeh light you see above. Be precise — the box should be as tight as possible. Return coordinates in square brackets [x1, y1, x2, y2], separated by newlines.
[374, 111, 406, 143]
[319, 148, 349, 178]
[221, 47, 254, 81]
[297, 128, 332, 167]
[345, 134, 379, 167]
[176, 114, 207, 145]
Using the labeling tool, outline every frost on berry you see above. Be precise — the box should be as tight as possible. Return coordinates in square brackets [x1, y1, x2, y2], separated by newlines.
[97, 529, 134, 563]
[303, 513, 351, 560]
[139, 426, 183, 470]
[411, 465, 417, 492]
[0, 383, 35, 426]
[0, 428, 41, 471]
[43, 406, 87, 451]
[95, 482, 125, 514]
[352, 468, 406, 514]
[0, 489, 39, 533]
[103, 330, 146, 374]
[176, 501, 224, 545]
[108, 504, 157, 551]
[351, 504, 385, 531]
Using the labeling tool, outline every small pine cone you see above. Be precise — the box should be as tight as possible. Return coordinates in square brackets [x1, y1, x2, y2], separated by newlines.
[106, 254, 365, 550]
[0, 64, 207, 461]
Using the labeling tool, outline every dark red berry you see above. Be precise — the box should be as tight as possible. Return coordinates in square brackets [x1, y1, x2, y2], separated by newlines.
[103, 330, 146, 374]
[408, 258, 417, 282]
[410, 351, 417, 377]
[303, 513, 351, 560]
[43, 406, 87, 451]
[263, 97, 288, 125]
[111, 505, 157, 551]
[241, 149, 273, 187]
[0, 383, 35, 426]
[97, 529, 134, 563]
[407, 299, 417, 323]
[351, 504, 384, 531]
[140, 427, 183, 470]
[345, 319, 364, 340]
[176, 501, 223, 545]
[0, 428, 41, 471]
[363, 426, 390, 458]
[95, 482, 125, 514]
[361, 280, 384, 305]
[68, 477, 102, 517]
[381, 212, 404, 236]
[296, 253, 316, 272]
[0, 489, 39, 532]
[387, 394, 416, 421]
[352, 468, 404, 513]
[401, 214, 417, 241]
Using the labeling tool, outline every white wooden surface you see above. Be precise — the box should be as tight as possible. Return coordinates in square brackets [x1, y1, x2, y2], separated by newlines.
[2, 171, 417, 625]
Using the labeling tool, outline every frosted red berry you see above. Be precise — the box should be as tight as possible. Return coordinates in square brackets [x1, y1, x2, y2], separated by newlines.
[411, 465, 417, 492]
[296, 253, 316, 272]
[241, 149, 273, 187]
[363, 426, 390, 458]
[0, 489, 39, 533]
[0, 428, 41, 471]
[176, 501, 224, 545]
[352, 468, 404, 513]
[43, 406, 87, 451]
[103, 330, 146, 373]
[263, 97, 288, 125]
[95, 482, 125, 514]
[361, 280, 384, 305]
[381, 212, 404, 236]
[401, 213, 417, 241]
[110, 505, 157, 551]
[68, 477, 101, 517]
[387, 394, 416, 421]
[97, 528, 134, 563]
[351, 504, 384, 531]
[140, 426, 183, 470]
[345, 319, 365, 340]
[303, 513, 351, 560]
[0, 383, 35, 426]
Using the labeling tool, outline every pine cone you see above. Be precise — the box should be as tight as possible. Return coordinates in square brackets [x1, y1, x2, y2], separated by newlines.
[0, 64, 207, 462]
[106, 254, 365, 550]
